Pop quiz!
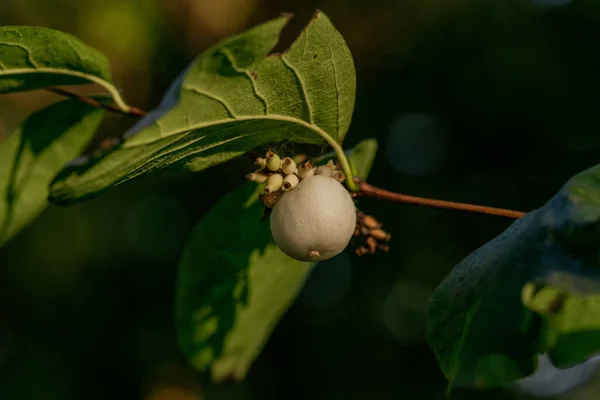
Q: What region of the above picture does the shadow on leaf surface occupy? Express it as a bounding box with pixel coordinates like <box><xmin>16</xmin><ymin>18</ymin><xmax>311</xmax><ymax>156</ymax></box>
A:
<box><xmin>428</xmin><ymin>163</ymin><xmax>600</xmax><ymax>389</ymax></box>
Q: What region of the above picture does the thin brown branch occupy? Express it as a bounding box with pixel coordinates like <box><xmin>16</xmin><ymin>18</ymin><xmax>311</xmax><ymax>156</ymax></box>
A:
<box><xmin>45</xmin><ymin>87</ymin><xmax>147</xmax><ymax>118</ymax></box>
<box><xmin>356</xmin><ymin>179</ymin><xmax>526</xmax><ymax>219</ymax></box>
<box><xmin>42</xmin><ymin>88</ymin><xmax>527</xmax><ymax>220</ymax></box>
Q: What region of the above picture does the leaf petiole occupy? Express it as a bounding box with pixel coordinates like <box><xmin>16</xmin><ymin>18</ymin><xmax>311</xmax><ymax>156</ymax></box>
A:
<box><xmin>294</xmin><ymin>120</ymin><xmax>358</xmax><ymax>191</ymax></box>
<box><xmin>329</xmin><ymin>140</ymin><xmax>359</xmax><ymax>191</ymax></box>
<box><xmin>46</xmin><ymin>87</ymin><xmax>146</xmax><ymax>118</ymax></box>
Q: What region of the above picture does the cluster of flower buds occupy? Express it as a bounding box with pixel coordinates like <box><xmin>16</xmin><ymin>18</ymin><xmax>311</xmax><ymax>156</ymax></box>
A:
<box><xmin>246</xmin><ymin>151</ymin><xmax>346</xmax><ymax>210</ymax></box>
<box><xmin>246</xmin><ymin>151</ymin><xmax>304</xmax><ymax>193</ymax></box>
<box><xmin>353</xmin><ymin>211</ymin><xmax>391</xmax><ymax>256</ymax></box>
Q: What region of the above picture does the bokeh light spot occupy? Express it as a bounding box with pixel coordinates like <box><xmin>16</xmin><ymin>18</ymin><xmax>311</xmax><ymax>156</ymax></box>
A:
<box><xmin>382</xmin><ymin>281</ymin><xmax>429</xmax><ymax>344</ymax></box>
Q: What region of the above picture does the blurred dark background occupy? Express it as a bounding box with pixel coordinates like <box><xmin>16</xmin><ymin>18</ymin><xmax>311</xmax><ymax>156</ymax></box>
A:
<box><xmin>2</xmin><ymin>0</ymin><xmax>600</xmax><ymax>399</ymax></box>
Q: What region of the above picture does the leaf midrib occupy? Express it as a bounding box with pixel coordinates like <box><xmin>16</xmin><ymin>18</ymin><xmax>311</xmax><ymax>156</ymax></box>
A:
<box><xmin>0</xmin><ymin>68</ymin><xmax>128</xmax><ymax>111</ymax></box>
<box><xmin>0</xmin><ymin>67</ymin><xmax>106</xmax><ymax>84</ymax></box>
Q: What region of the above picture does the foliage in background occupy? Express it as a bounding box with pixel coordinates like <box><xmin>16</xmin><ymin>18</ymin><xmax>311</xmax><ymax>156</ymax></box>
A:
<box><xmin>48</xmin><ymin>12</ymin><xmax>356</xmax><ymax>205</ymax></box>
<box><xmin>3</xmin><ymin>1</ymin><xmax>600</xmax><ymax>399</ymax></box>
<box><xmin>0</xmin><ymin>9</ymin><xmax>368</xmax><ymax>386</ymax></box>
<box><xmin>429</xmin><ymin>163</ymin><xmax>600</xmax><ymax>390</ymax></box>
<box><xmin>0</xmin><ymin>101</ymin><xmax>103</xmax><ymax>246</ymax></box>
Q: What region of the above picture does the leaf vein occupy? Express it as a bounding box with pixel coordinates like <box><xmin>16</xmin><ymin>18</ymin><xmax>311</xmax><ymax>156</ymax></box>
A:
<box><xmin>122</xmin><ymin>122</ymin><xmax>292</xmax><ymax>181</ymax></box>
<box><xmin>280</xmin><ymin>55</ymin><xmax>314</xmax><ymax>124</ymax></box>
<box><xmin>329</xmin><ymin>47</ymin><xmax>341</xmax><ymax>139</ymax></box>
<box><xmin>183</xmin><ymin>85</ymin><xmax>237</xmax><ymax>118</ymax></box>
<box><xmin>123</xmin><ymin>114</ymin><xmax>329</xmax><ymax>149</ymax></box>
<box><xmin>0</xmin><ymin>42</ymin><xmax>39</xmax><ymax>68</ymax></box>
<box><xmin>220</xmin><ymin>48</ymin><xmax>268</xmax><ymax>115</ymax></box>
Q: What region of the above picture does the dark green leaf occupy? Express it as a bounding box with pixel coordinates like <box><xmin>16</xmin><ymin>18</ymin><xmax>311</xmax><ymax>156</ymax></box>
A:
<box><xmin>48</xmin><ymin>11</ymin><xmax>356</xmax><ymax>206</ymax></box>
<box><xmin>0</xmin><ymin>100</ymin><xmax>104</xmax><ymax>247</ymax></box>
<box><xmin>427</xmin><ymin>163</ymin><xmax>600</xmax><ymax>389</ymax></box>
<box><xmin>175</xmin><ymin>182</ymin><xmax>315</xmax><ymax>382</ymax></box>
<box><xmin>0</xmin><ymin>26</ymin><xmax>127</xmax><ymax>109</ymax></box>
<box><xmin>349</xmin><ymin>138</ymin><xmax>378</xmax><ymax>180</ymax></box>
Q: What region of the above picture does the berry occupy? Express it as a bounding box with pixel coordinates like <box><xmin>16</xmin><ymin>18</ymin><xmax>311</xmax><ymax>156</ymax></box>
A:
<box><xmin>269</xmin><ymin>175</ymin><xmax>356</xmax><ymax>261</ymax></box>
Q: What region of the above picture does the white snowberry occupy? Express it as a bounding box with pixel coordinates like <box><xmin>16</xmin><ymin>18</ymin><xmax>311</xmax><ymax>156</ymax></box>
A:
<box><xmin>269</xmin><ymin>174</ymin><xmax>356</xmax><ymax>261</ymax></box>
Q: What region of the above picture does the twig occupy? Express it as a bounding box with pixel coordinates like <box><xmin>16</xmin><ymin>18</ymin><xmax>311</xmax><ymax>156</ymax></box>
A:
<box><xmin>45</xmin><ymin>87</ymin><xmax>147</xmax><ymax>118</ymax></box>
<box><xmin>45</xmin><ymin>88</ymin><xmax>527</xmax><ymax>219</ymax></box>
<box><xmin>356</xmin><ymin>179</ymin><xmax>526</xmax><ymax>219</ymax></box>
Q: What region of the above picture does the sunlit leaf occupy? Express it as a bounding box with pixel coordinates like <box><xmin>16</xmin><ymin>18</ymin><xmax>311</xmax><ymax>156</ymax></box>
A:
<box><xmin>427</xmin><ymin>163</ymin><xmax>600</xmax><ymax>389</ymax></box>
<box><xmin>0</xmin><ymin>26</ymin><xmax>125</xmax><ymax>108</ymax></box>
<box><xmin>175</xmin><ymin>183</ymin><xmax>315</xmax><ymax>382</ymax></box>
<box><xmin>523</xmin><ymin>283</ymin><xmax>600</xmax><ymax>368</ymax></box>
<box><xmin>0</xmin><ymin>100</ymin><xmax>104</xmax><ymax>247</ymax></box>
<box><xmin>48</xmin><ymin>11</ymin><xmax>356</xmax><ymax>206</ymax></box>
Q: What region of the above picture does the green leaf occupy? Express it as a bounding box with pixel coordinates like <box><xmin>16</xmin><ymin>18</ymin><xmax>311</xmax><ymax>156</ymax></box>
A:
<box><xmin>48</xmin><ymin>10</ymin><xmax>356</xmax><ymax>206</ymax></box>
<box><xmin>348</xmin><ymin>138</ymin><xmax>378</xmax><ymax>180</ymax></box>
<box><xmin>523</xmin><ymin>283</ymin><xmax>600</xmax><ymax>368</ymax></box>
<box><xmin>0</xmin><ymin>100</ymin><xmax>104</xmax><ymax>247</ymax></box>
<box><xmin>427</xmin><ymin>163</ymin><xmax>600</xmax><ymax>389</ymax></box>
<box><xmin>175</xmin><ymin>182</ymin><xmax>315</xmax><ymax>382</ymax></box>
<box><xmin>0</xmin><ymin>26</ymin><xmax>127</xmax><ymax>110</ymax></box>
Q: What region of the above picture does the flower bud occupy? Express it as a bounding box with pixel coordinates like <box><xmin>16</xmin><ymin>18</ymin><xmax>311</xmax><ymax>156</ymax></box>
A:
<box><xmin>282</xmin><ymin>174</ymin><xmax>299</xmax><ymax>191</ymax></box>
<box><xmin>281</xmin><ymin>157</ymin><xmax>297</xmax><ymax>175</ymax></box>
<box><xmin>246</xmin><ymin>171</ymin><xmax>269</xmax><ymax>183</ymax></box>
<box><xmin>266</xmin><ymin>151</ymin><xmax>281</xmax><ymax>171</ymax></box>
<box><xmin>264</xmin><ymin>173</ymin><xmax>284</xmax><ymax>193</ymax></box>
<box><xmin>255</xmin><ymin>157</ymin><xmax>267</xmax><ymax>168</ymax></box>
<box><xmin>315</xmin><ymin>165</ymin><xmax>334</xmax><ymax>176</ymax></box>
<box><xmin>330</xmin><ymin>169</ymin><xmax>345</xmax><ymax>183</ymax></box>
<box><xmin>363</xmin><ymin>215</ymin><xmax>381</xmax><ymax>229</ymax></box>
<box><xmin>370</xmin><ymin>228</ymin><xmax>391</xmax><ymax>242</ymax></box>
<box><xmin>297</xmin><ymin>161</ymin><xmax>316</xmax><ymax>179</ymax></box>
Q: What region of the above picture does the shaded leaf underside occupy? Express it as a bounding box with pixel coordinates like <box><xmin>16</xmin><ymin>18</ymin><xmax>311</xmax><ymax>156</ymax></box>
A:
<box><xmin>49</xmin><ymin>11</ymin><xmax>356</xmax><ymax>205</ymax></box>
